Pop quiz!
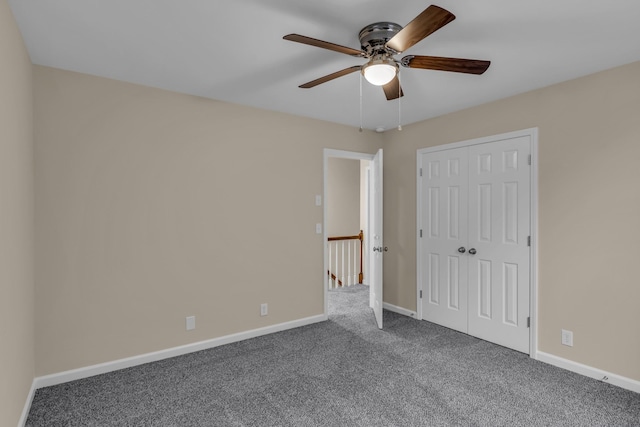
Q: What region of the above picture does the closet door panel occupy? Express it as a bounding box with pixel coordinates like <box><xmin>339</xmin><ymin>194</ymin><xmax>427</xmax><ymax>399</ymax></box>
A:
<box><xmin>467</xmin><ymin>137</ymin><xmax>531</xmax><ymax>353</ymax></box>
<box><xmin>421</xmin><ymin>148</ymin><xmax>469</xmax><ymax>333</ymax></box>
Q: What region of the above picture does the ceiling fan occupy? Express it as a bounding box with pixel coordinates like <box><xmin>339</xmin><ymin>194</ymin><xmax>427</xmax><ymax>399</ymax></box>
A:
<box><xmin>283</xmin><ymin>4</ymin><xmax>490</xmax><ymax>100</ymax></box>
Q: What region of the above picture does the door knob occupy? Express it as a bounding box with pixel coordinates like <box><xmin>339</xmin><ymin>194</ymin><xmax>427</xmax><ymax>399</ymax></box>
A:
<box><xmin>384</xmin><ymin>247</ymin><xmax>388</xmax><ymax>252</ymax></box>
<box><xmin>458</xmin><ymin>247</ymin><xmax>466</xmax><ymax>253</ymax></box>
<box><xmin>468</xmin><ymin>248</ymin><xmax>477</xmax><ymax>255</ymax></box>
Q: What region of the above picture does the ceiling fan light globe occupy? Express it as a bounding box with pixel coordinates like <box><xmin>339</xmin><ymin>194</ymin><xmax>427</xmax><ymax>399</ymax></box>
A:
<box><xmin>363</xmin><ymin>63</ymin><xmax>397</xmax><ymax>86</ymax></box>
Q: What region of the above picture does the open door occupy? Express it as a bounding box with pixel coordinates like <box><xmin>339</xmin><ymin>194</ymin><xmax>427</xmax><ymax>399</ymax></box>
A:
<box><xmin>369</xmin><ymin>149</ymin><xmax>383</xmax><ymax>329</ymax></box>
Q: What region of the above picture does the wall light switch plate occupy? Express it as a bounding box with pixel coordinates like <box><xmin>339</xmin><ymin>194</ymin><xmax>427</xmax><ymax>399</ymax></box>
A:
<box><xmin>315</xmin><ymin>195</ymin><xmax>322</xmax><ymax>206</ymax></box>
<box><xmin>315</xmin><ymin>223</ymin><xmax>322</xmax><ymax>234</ymax></box>
<box><xmin>260</xmin><ymin>303</ymin><xmax>268</xmax><ymax>316</ymax></box>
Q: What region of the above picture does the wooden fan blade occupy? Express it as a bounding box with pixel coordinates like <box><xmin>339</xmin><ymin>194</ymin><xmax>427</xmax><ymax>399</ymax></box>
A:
<box><xmin>299</xmin><ymin>66</ymin><xmax>362</xmax><ymax>89</ymax></box>
<box><xmin>382</xmin><ymin>76</ymin><xmax>404</xmax><ymax>100</ymax></box>
<box><xmin>386</xmin><ymin>5</ymin><xmax>455</xmax><ymax>53</ymax></box>
<box><xmin>403</xmin><ymin>55</ymin><xmax>490</xmax><ymax>75</ymax></box>
<box><xmin>284</xmin><ymin>34</ymin><xmax>365</xmax><ymax>57</ymax></box>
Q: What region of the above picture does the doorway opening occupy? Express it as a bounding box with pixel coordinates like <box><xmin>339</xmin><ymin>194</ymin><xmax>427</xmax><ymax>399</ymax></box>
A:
<box><xmin>323</xmin><ymin>149</ymin><xmax>382</xmax><ymax>328</ymax></box>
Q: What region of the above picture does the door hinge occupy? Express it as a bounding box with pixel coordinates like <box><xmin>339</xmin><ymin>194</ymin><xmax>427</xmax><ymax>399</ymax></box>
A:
<box><xmin>527</xmin><ymin>317</ymin><xmax>530</xmax><ymax>328</ymax></box>
<box><xmin>420</xmin><ymin>290</ymin><xmax>423</xmax><ymax>299</ymax></box>
<box><xmin>419</xmin><ymin>167</ymin><xmax>423</xmax><ymax>177</ymax></box>
<box><xmin>528</xmin><ymin>154</ymin><xmax>532</xmax><ymax>165</ymax></box>
<box><xmin>419</xmin><ymin>229</ymin><xmax>423</xmax><ymax>238</ymax></box>
<box><xmin>527</xmin><ymin>236</ymin><xmax>531</xmax><ymax>246</ymax></box>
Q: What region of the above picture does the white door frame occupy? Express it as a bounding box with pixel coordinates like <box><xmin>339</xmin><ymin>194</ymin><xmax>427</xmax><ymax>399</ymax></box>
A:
<box><xmin>416</xmin><ymin>128</ymin><xmax>539</xmax><ymax>356</ymax></box>
<box><xmin>323</xmin><ymin>149</ymin><xmax>375</xmax><ymax>318</ymax></box>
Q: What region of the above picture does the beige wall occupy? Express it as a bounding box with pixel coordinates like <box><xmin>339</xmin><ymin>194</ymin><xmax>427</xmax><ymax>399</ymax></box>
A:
<box><xmin>0</xmin><ymin>0</ymin><xmax>35</xmax><ymax>425</ymax></box>
<box><xmin>382</xmin><ymin>61</ymin><xmax>640</xmax><ymax>381</ymax></box>
<box><xmin>34</xmin><ymin>66</ymin><xmax>382</xmax><ymax>375</ymax></box>
<box><xmin>327</xmin><ymin>158</ymin><xmax>360</xmax><ymax>236</ymax></box>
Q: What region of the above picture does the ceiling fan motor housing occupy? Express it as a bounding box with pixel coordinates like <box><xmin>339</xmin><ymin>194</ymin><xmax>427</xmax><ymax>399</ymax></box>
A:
<box><xmin>359</xmin><ymin>22</ymin><xmax>403</xmax><ymax>56</ymax></box>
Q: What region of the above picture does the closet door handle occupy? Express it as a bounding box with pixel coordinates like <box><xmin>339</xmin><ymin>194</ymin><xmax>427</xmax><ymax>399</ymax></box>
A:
<box><xmin>458</xmin><ymin>247</ymin><xmax>466</xmax><ymax>253</ymax></box>
<box><xmin>468</xmin><ymin>248</ymin><xmax>477</xmax><ymax>255</ymax></box>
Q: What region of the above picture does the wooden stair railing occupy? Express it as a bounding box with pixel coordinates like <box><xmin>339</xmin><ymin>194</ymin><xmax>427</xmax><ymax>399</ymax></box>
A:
<box><xmin>328</xmin><ymin>230</ymin><xmax>363</xmax><ymax>288</ymax></box>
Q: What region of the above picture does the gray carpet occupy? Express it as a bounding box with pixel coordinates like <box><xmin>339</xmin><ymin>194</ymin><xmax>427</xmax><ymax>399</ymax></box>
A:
<box><xmin>27</xmin><ymin>285</ymin><xmax>640</xmax><ymax>426</ymax></box>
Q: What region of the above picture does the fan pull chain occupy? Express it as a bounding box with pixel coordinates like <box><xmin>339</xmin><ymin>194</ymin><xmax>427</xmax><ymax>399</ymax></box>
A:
<box><xmin>359</xmin><ymin>72</ymin><xmax>363</xmax><ymax>132</ymax></box>
<box><xmin>397</xmin><ymin>71</ymin><xmax>402</xmax><ymax>131</ymax></box>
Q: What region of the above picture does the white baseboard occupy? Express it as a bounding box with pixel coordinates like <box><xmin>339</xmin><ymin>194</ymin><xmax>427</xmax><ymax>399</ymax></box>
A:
<box><xmin>536</xmin><ymin>351</ymin><xmax>640</xmax><ymax>394</ymax></box>
<box><xmin>19</xmin><ymin>379</ymin><xmax>37</xmax><ymax>427</ymax></box>
<box><xmin>383</xmin><ymin>302</ymin><xmax>417</xmax><ymax>319</ymax></box>
<box><xmin>33</xmin><ymin>314</ymin><xmax>326</xmax><ymax>390</ymax></box>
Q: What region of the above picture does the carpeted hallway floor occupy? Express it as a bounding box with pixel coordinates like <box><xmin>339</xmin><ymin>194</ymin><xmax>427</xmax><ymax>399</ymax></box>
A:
<box><xmin>26</xmin><ymin>285</ymin><xmax>640</xmax><ymax>426</ymax></box>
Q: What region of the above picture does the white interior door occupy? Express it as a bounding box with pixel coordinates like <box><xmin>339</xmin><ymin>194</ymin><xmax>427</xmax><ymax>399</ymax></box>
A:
<box><xmin>467</xmin><ymin>137</ymin><xmax>531</xmax><ymax>353</ymax></box>
<box><xmin>421</xmin><ymin>147</ymin><xmax>469</xmax><ymax>333</ymax></box>
<box><xmin>370</xmin><ymin>149</ymin><xmax>383</xmax><ymax>329</ymax></box>
<box><xmin>419</xmin><ymin>135</ymin><xmax>531</xmax><ymax>353</ymax></box>
<box><xmin>366</xmin><ymin>166</ymin><xmax>374</xmax><ymax>309</ymax></box>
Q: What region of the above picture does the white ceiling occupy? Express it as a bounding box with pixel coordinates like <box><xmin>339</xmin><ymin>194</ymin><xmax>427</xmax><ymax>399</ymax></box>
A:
<box><xmin>9</xmin><ymin>0</ymin><xmax>640</xmax><ymax>131</ymax></box>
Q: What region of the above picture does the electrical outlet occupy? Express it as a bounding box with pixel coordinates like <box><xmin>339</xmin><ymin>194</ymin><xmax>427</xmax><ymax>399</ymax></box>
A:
<box><xmin>260</xmin><ymin>303</ymin><xmax>268</xmax><ymax>316</ymax></box>
<box><xmin>561</xmin><ymin>329</ymin><xmax>573</xmax><ymax>347</ymax></box>
<box><xmin>315</xmin><ymin>195</ymin><xmax>322</xmax><ymax>206</ymax></box>
<box><xmin>315</xmin><ymin>223</ymin><xmax>322</xmax><ymax>234</ymax></box>
<box><xmin>186</xmin><ymin>316</ymin><xmax>196</xmax><ymax>331</ymax></box>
